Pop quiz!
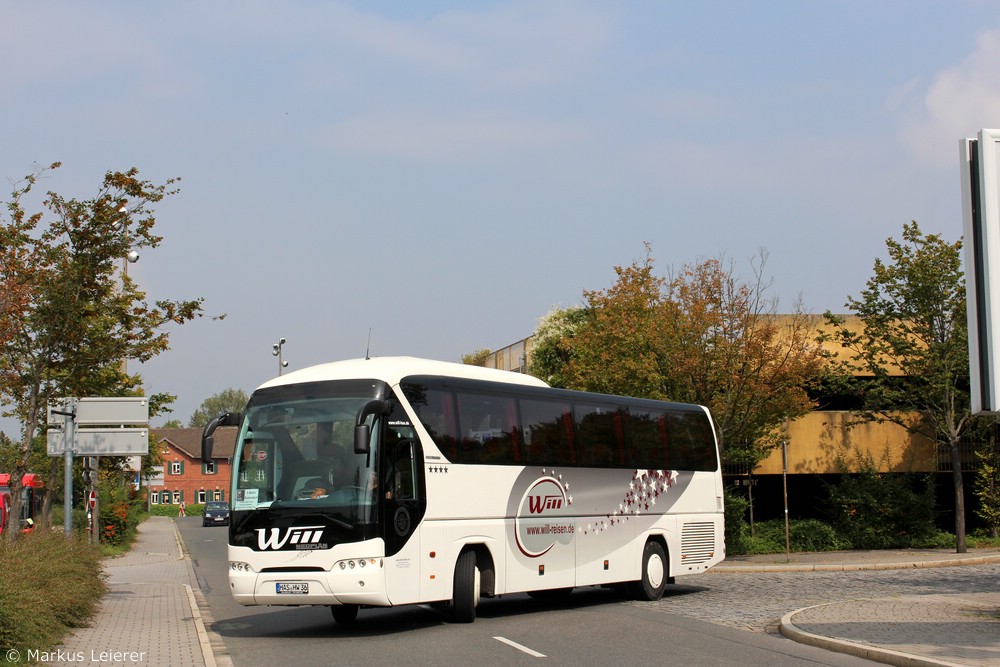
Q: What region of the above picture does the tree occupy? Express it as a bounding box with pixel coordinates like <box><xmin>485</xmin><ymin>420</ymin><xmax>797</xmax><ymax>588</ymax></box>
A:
<box><xmin>563</xmin><ymin>250</ymin><xmax>671</xmax><ymax>399</ymax></box>
<box><xmin>563</xmin><ymin>247</ymin><xmax>825</xmax><ymax>469</ymax></box>
<box><xmin>664</xmin><ymin>253</ymin><xmax>826</xmax><ymax>467</ymax></box>
<box><xmin>188</xmin><ymin>388</ymin><xmax>249</xmax><ymax>427</ymax></box>
<box><xmin>461</xmin><ymin>349</ymin><xmax>492</xmax><ymax>367</ymax></box>
<box><xmin>0</xmin><ymin>163</ymin><xmax>209</xmax><ymax>541</ymax></box>
<box><xmin>527</xmin><ymin>306</ymin><xmax>588</xmax><ymax>388</ymax></box>
<box><xmin>824</xmin><ymin>221</ymin><xmax>971</xmax><ymax>552</ymax></box>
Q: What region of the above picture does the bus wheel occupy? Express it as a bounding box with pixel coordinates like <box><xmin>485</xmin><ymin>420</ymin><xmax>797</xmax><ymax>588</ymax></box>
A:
<box><xmin>331</xmin><ymin>604</ymin><xmax>359</xmax><ymax>624</ymax></box>
<box><xmin>631</xmin><ymin>541</ymin><xmax>667</xmax><ymax>601</ymax></box>
<box><xmin>452</xmin><ymin>550</ymin><xmax>480</xmax><ymax>623</ymax></box>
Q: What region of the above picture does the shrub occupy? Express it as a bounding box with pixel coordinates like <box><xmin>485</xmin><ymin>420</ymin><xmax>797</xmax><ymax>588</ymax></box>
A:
<box><xmin>825</xmin><ymin>451</ymin><xmax>939</xmax><ymax>549</ymax></box>
<box><xmin>0</xmin><ymin>530</ymin><xmax>105</xmax><ymax>657</ymax></box>
<box><xmin>724</xmin><ymin>485</ymin><xmax>751</xmax><ymax>555</ymax></box>
<box><xmin>752</xmin><ymin>519</ymin><xmax>848</xmax><ymax>552</ymax></box>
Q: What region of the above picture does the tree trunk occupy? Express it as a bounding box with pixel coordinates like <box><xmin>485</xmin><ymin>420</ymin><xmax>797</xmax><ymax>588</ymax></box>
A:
<box><xmin>42</xmin><ymin>457</ymin><xmax>63</xmax><ymax>529</ymax></box>
<box><xmin>949</xmin><ymin>440</ymin><xmax>967</xmax><ymax>553</ymax></box>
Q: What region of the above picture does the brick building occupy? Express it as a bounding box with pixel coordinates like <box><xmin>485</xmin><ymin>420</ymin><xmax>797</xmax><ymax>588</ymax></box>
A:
<box><xmin>148</xmin><ymin>427</ymin><xmax>237</xmax><ymax>508</ymax></box>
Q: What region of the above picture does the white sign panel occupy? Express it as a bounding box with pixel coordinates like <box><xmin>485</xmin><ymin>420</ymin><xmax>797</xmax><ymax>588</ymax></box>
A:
<box><xmin>48</xmin><ymin>428</ymin><xmax>150</xmax><ymax>456</ymax></box>
<box><xmin>47</xmin><ymin>429</ymin><xmax>68</xmax><ymax>456</ymax></box>
<box><xmin>74</xmin><ymin>428</ymin><xmax>150</xmax><ymax>455</ymax></box>
<box><xmin>961</xmin><ymin>129</ymin><xmax>1000</xmax><ymax>414</ymax></box>
<box><xmin>75</xmin><ymin>397</ymin><xmax>149</xmax><ymax>425</ymax></box>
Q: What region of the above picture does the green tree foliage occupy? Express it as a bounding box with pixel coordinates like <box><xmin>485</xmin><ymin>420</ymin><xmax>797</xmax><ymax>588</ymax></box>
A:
<box><xmin>188</xmin><ymin>388</ymin><xmax>249</xmax><ymax>427</ymax></box>
<box><xmin>823</xmin><ymin>221</ymin><xmax>972</xmax><ymax>551</ymax></box>
<box><xmin>527</xmin><ymin>306</ymin><xmax>588</xmax><ymax>388</ymax></box>
<box><xmin>461</xmin><ymin>349</ymin><xmax>493</xmax><ymax>367</ymax></box>
<box><xmin>0</xmin><ymin>163</ymin><xmax>210</xmax><ymax>541</ymax></box>
<box><xmin>562</xmin><ymin>246</ymin><xmax>826</xmax><ymax>471</ymax></box>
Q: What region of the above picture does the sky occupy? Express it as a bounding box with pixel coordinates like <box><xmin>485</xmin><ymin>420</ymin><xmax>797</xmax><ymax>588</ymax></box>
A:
<box><xmin>3</xmin><ymin>1</ymin><xmax>1000</xmax><ymax>433</ymax></box>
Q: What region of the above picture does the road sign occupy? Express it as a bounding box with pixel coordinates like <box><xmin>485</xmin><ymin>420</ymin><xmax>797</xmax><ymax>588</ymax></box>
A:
<box><xmin>75</xmin><ymin>397</ymin><xmax>148</xmax><ymax>425</ymax></box>
<box><xmin>47</xmin><ymin>430</ymin><xmax>66</xmax><ymax>456</ymax></box>
<box><xmin>88</xmin><ymin>491</ymin><xmax>97</xmax><ymax>510</ymax></box>
<box><xmin>47</xmin><ymin>428</ymin><xmax>150</xmax><ymax>456</ymax></box>
<box><xmin>75</xmin><ymin>428</ymin><xmax>149</xmax><ymax>455</ymax></box>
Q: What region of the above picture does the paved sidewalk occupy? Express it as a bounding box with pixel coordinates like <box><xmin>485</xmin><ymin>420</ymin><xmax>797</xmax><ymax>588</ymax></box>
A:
<box><xmin>718</xmin><ymin>549</ymin><xmax>1000</xmax><ymax>667</ymax></box>
<box><xmin>42</xmin><ymin>516</ymin><xmax>215</xmax><ymax>667</ymax></box>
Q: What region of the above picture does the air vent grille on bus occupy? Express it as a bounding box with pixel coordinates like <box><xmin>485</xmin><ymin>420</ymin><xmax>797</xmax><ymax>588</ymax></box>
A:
<box><xmin>680</xmin><ymin>522</ymin><xmax>716</xmax><ymax>564</ymax></box>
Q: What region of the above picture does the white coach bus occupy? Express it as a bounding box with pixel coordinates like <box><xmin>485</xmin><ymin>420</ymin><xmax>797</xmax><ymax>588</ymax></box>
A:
<box><xmin>202</xmin><ymin>357</ymin><xmax>725</xmax><ymax>624</ymax></box>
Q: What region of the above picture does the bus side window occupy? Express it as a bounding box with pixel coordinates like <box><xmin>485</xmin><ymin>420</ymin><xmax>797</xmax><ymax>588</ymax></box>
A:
<box><xmin>520</xmin><ymin>398</ymin><xmax>572</xmax><ymax>466</ymax></box>
<box><xmin>457</xmin><ymin>392</ymin><xmax>517</xmax><ymax>464</ymax></box>
<box><xmin>410</xmin><ymin>387</ymin><xmax>461</xmax><ymax>462</ymax></box>
<box><xmin>668</xmin><ymin>411</ymin><xmax>717</xmax><ymax>471</ymax></box>
<box><xmin>392</xmin><ymin>442</ymin><xmax>417</xmax><ymax>500</ymax></box>
<box><xmin>625</xmin><ymin>408</ymin><xmax>668</xmax><ymax>470</ymax></box>
<box><xmin>575</xmin><ymin>403</ymin><xmax>622</xmax><ymax>467</ymax></box>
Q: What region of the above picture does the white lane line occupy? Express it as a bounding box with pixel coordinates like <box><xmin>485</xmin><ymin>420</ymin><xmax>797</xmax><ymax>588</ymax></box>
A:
<box><xmin>493</xmin><ymin>636</ymin><xmax>547</xmax><ymax>658</ymax></box>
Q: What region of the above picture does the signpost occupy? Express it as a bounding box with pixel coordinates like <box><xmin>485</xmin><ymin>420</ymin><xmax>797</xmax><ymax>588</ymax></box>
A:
<box><xmin>47</xmin><ymin>397</ymin><xmax>149</xmax><ymax>538</ymax></box>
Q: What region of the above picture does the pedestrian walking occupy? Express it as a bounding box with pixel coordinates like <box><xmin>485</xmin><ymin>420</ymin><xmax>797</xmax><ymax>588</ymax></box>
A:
<box><xmin>178</xmin><ymin>500</ymin><xmax>186</xmax><ymax>517</ymax></box>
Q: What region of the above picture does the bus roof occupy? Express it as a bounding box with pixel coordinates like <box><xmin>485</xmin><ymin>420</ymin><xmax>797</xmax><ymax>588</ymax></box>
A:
<box><xmin>256</xmin><ymin>356</ymin><xmax>550</xmax><ymax>392</ymax></box>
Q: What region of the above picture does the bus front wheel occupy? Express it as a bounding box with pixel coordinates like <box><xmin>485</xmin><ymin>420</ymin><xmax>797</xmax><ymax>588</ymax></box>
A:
<box><xmin>630</xmin><ymin>540</ymin><xmax>667</xmax><ymax>601</ymax></box>
<box><xmin>452</xmin><ymin>550</ymin><xmax>480</xmax><ymax>623</ymax></box>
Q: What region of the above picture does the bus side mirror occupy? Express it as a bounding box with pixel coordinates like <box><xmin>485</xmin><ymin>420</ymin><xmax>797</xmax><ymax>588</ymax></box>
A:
<box><xmin>355</xmin><ymin>424</ymin><xmax>370</xmax><ymax>455</ymax></box>
<box><xmin>202</xmin><ymin>411</ymin><xmax>243</xmax><ymax>461</ymax></box>
<box><xmin>354</xmin><ymin>399</ymin><xmax>389</xmax><ymax>455</ymax></box>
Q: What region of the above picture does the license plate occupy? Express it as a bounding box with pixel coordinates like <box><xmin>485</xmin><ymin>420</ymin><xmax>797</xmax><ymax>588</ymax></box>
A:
<box><xmin>276</xmin><ymin>582</ymin><xmax>309</xmax><ymax>594</ymax></box>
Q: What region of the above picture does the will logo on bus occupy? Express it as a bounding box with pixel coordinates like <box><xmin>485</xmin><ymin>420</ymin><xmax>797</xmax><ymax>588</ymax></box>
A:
<box><xmin>513</xmin><ymin>468</ymin><xmax>679</xmax><ymax>558</ymax></box>
<box><xmin>255</xmin><ymin>525</ymin><xmax>327</xmax><ymax>550</ymax></box>
<box><xmin>514</xmin><ymin>472</ymin><xmax>574</xmax><ymax>558</ymax></box>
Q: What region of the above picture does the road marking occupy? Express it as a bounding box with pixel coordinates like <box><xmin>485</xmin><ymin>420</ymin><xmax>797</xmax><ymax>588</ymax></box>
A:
<box><xmin>494</xmin><ymin>636</ymin><xmax>546</xmax><ymax>658</ymax></box>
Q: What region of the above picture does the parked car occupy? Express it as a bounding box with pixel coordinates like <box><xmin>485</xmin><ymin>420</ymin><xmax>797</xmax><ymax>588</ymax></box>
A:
<box><xmin>202</xmin><ymin>501</ymin><xmax>230</xmax><ymax>526</ymax></box>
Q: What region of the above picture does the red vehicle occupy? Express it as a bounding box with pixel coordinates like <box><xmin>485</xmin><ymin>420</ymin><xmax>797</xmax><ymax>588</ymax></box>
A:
<box><xmin>0</xmin><ymin>473</ymin><xmax>43</xmax><ymax>533</ymax></box>
<box><xmin>0</xmin><ymin>486</ymin><xmax>10</xmax><ymax>535</ymax></box>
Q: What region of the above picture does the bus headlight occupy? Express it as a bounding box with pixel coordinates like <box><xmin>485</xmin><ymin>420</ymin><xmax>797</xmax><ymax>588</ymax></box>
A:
<box><xmin>335</xmin><ymin>558</ymin><xmax>381</xmax><ymax>571</ymax></box>
<box><xmin>230</xmin><ymin>561</ymin><xmax>252</xmax><ymax>573</ymax></box>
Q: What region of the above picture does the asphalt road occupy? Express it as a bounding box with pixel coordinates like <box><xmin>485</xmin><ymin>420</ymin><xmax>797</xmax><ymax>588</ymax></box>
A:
<box><xmin>179</xmin><ymin>519</ymin><xmax>891</xmax><ymax>666</ymax></box>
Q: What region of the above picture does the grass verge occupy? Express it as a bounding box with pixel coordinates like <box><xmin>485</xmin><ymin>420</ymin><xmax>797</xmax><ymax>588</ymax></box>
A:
<box><xmin>0</xmin><ymin>530</ymin><xmax>106</xmax><ymax>664</ymax></box>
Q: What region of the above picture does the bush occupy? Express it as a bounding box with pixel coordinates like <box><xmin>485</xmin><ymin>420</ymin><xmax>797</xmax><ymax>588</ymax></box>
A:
<box><xmin>0</xmin><ymin>530</ymin><xmax>105</xmax><ymax>658</ymax></box>
<box><xmin>753</xmin><ymin>519</ymin><xmax>849</xmax><ymax>552</ymax></box>
<box><xmin>724</xmin><ymin>485</ymin><xmax>751</xmax><ymax>555</ymax></box>
<box><xmin>825</xmin><ymin>452</ymin><xmax>939</xmax><ymax>549</ymax></box>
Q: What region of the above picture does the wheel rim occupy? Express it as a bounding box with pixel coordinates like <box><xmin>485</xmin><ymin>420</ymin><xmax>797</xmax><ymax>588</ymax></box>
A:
<box><xmin>647</xmin><ymin>552</ymin><xmax>664</xmax><ymax>589</ymax></box>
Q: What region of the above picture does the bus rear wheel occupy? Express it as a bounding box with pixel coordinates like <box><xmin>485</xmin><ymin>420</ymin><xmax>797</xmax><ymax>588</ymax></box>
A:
<box><xmin>452</xmin><ymin>550</ymin><xmax>480</xmax><ymax>623</ymax></box>
<box><xmin>630</xmin><ymin>540</ymin><xmax>667</xmax><ymax>601</ymax></box>
<box><xmin>331</xmin><ymin>604</ymin><xmax>359</xmax><ymax>624</ymax></box>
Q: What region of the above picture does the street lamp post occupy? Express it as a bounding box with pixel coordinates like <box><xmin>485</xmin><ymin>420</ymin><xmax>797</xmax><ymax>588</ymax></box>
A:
<box><xmin>272</xmin><ymin>337</ymin><xmax>288</xmax><ymax>375</ymax></box>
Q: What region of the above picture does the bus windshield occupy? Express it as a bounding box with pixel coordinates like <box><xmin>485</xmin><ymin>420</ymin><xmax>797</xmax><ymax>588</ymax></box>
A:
<box><xmin>231</xmin><ymin>380</ymin><xmax>384</xmax><ymax>528</ymax></box>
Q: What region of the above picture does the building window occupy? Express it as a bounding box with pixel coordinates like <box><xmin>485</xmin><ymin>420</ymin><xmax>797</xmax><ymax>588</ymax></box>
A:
<box><xmin>170</xmin><ymin>461</ymin><xmax>183</xmax><ymax>475</ymax></box>
<box><xmin>204</xmin><ymin>461</ymin><xmax>216</xmax><ymax>474</ymax></box>
<box><xmin>172</xmin><ymin>491</ymin><xmax>182</xmax><ymax>504</ymax></box>
<box><xmin>161</xmin><ymin>491</ymin><xmax>171</xmax><ymax>504</ymax></box>
<box><xmin>197</xmin><ymin>490</ymin><xmax>206</xmax><ymax>503</ymax></box>
<box><xmin>150</xmin><ymin>493</ymin><xmax>159</xmax><ymax>505</ymax></box>
<box><xmin>213</xmin><ymin>490</ymin><xmax>223</xmax><ymax>501</ymax></box>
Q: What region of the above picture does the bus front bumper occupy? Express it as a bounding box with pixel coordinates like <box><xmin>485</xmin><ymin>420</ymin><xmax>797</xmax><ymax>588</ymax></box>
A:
<box><xmin>230</xmin><ymin>560</ymin><xmax>390</xmax><ymax>607</ymax></box>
